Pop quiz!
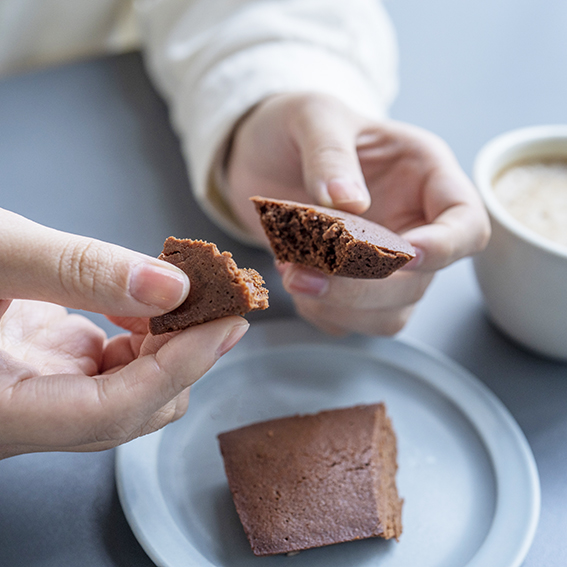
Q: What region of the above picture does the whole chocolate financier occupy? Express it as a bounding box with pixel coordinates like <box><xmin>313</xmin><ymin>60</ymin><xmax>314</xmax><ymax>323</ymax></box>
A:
<box><xmin>251</xmin><ymin>197</ymin><xmax>415</xmax><ymax>279</ymax></box>
<box><xmin>218</xmin><ymin>403</ymin><xmax>403</xmax><ymax>557</ymax></box>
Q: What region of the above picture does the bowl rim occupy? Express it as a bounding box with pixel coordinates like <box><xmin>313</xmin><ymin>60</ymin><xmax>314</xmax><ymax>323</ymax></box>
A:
<box><xmin>474</xmin><ymin>124</ymin><xmax>567</xmax><ymax>260</ymax></box>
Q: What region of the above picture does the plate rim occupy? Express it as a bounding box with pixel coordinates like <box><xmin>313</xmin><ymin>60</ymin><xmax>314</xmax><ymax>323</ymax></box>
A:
<box><xmin>115</xmin><ymin>318</ymin><xmax>540</xmax><ymax>567</ymax></box>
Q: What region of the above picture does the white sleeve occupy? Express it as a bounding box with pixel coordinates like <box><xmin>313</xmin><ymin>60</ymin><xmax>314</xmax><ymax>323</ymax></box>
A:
<box><xmin>134</xmin><ymin>0</ymin><xmax>399</xmax><ymax>242</ymax></box>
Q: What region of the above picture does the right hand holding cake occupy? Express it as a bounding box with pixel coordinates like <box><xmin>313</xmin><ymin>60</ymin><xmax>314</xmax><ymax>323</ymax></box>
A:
<box><xmin>227</xmin><ymin>93</ymin><xmax>491</xmax><ymax>335</ymax></box>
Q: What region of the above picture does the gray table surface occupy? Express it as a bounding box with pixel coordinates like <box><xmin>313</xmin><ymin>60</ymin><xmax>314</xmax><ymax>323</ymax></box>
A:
<box><xmin>1</xmin><ymin>1</ymin><xmax>566</xmax><ymax>565</ymax></box>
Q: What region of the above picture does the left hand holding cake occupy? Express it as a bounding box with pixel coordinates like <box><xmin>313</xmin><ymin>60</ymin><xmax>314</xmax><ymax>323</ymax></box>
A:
<box><xmin>227</xmin><ymin>93</ymin><xmax>491</xmax><ymax>335</ymax></box>
<box><xmin>0</xmin><ymin>208</ymin><xmax>249</xmax><ymax>459</ymax></box>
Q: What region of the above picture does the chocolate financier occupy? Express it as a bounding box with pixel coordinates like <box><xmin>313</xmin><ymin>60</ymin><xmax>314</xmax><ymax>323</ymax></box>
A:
<box><xmin>218</xmin><ymin>403</ymin><xmax>403</xmax><ymax>556</ymax></box>
<box><xmin>149</xmin><ymin>237</ymin><xmax>268</xmax><ymax>335</ymax></box>
<box><xmin>251</xmin><ymin>197</ymin><xmax>415</xmax><ymax>278</ymax></box>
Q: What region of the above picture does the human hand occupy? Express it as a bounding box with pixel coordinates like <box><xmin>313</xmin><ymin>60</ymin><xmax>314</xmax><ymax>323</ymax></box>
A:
<box><xmin>226</xmin><ymin>93</ymin><xmax>490</xmax><ymax>334</ymax></box>
<box><xmin>0</xmin><ymin>207</ymin><xmax>190</xmax><ymax>317</ymax></box>
<box><xmin>0</xmin><ymin>209</ymin><xmax>249</xmax><ymax>458</ymax></box>
<box><xmin>0</xmin><ymin>300</ymin><xmax>248</xmax><ymax>459</ymax></box>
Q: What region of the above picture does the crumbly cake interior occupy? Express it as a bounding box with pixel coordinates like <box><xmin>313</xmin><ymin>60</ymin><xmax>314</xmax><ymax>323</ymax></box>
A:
<box><xmin>252</xmin><ymin>198</ymin><xmax>411</xmax><ymax>278</ymax></box>
<box><xmin>255</xmin><ymin>200</ymin><xmax>346</xmax><ymax>271</ymax></box>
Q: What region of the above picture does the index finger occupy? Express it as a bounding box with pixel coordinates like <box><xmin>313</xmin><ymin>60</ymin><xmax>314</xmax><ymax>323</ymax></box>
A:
<box><xmin>0</xmin><ymin>208</ymin><xmax>189</xmax><ymax>317</ymax></box>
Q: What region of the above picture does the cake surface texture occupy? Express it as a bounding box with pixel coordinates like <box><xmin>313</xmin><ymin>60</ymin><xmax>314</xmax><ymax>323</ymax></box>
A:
<box><xmin>218</xmin><ymin>403</ymin><xmax>403</xmax><ymax>556</ymax></box>
<box><xmin>251</xmin><ymin>196</ymin><xmax>415</xmax><ymax>278</ymax></box>
<box><xmin>149</xmin><ymin>237</ymin><xmax>268</xmax><ymax>335</ymax></box>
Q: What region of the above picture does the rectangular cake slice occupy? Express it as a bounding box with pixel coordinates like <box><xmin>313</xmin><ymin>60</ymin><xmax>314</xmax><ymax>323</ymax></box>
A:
<box><xmin>218</xmin><ymin>403</ymin><xmax>403</xmax><ymax>556</ymax></box>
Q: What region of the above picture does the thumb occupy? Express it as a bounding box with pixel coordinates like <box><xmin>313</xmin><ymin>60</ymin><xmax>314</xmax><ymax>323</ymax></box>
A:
<box><xmin>0</xmin><ymin>317</ymin><xmax>249</xmax><ymax>449</ymax></box>
<box><xmin>0</xmin><ymin>209</ymin><xmax>189</xmax><ymax>317</ymax></box>
<box><xmin>96</xmin><ymin>317</ymin><xmax>250</xmax><ymax>439</ymax></box>
<box><xmin>290</xmin><ymin>96</ymin><xmax>371</xmax><ymax>214</ymax></box>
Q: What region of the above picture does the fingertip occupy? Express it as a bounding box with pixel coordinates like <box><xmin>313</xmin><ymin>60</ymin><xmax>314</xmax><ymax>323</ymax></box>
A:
<box><xmin>401</xmin><ymin>246</ymin><xmax>425</xmax><ymax>271</ymax></box>
<box><xmin>326</xmin><ymin>178</ymin><xmax>371</xmax><ymax>214</ymax></box>
<box><xmin>129</xmin><ymin>261</ymin><xmax>190</xmax><ymax>313</ymax></box>
<box><xmin>274</xmin><ymin>260</ymin><xmax>292</xmax><ymax>276</ymax></box>
<box><xmin>216</xmin><ymin>318</ymin><xmax>250</xmax><ymax>358</ymax></box>
<box><xmin>402</xmin><ymin>223</ymin><xmax>458</xmax><ymax>272</ymax></box>
<box><xmin>282</xmin><ymin>265</ymin><xmax>329</xmax><ymax>297</ymax></box>
<box><xmin>312</xmin><ymin>180</ymin><xmax>334</xmax><ymax>208</ymax></box>
<box><xmin>310</xmin><ymin>177</ymin><xmax>371</xmax><ymax>214</ymax></box>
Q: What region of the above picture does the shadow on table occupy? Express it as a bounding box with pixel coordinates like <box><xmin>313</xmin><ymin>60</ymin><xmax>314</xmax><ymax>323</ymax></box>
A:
<box><xmin>445</xmin><ymin>306</ymin><xmax>567</xmax><ymax>437</ymax></box>
<box><xmin>103</xmin><ymin>478</ymin><xmax>157</xmax><ymax>567</ymax></box>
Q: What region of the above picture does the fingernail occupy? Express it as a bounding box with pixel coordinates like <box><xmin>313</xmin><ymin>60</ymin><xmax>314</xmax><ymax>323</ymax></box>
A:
<box><xmin>286</xmin><ymin>267</ymin><xmax>329</xmax><ymax>296</ymax></box>
<box><xmin>0</xmin><ymin>299</ymin><xmax>12</xmax><ymax>319</ymax></box>
<box><xmin>274</xmin><ymin>260</ymin><xmax>291</xmax><ymax>276</ymax></box>
<box><xmin>217</xmin><ymin>320</ymin><xmax>250</xmax><ymax>358</ymax></box>
<box><xmin>402</xmin><ymin>247</ymin><xmax>424</xmax><ymax>270</ymax></box>
<box><xmin>129</xmin><ymin>262</ymin><xmax>189</xmax><ymax>310</ymax></box>
<box><xmin>327</xmin><ymin>178</ymin><xmax>370</xmax><ymax>209</ymax></box>
<box><xmin>313</xmin><ymin>180</ymin><xmax>333</xmax><ymax>207</ymax></box>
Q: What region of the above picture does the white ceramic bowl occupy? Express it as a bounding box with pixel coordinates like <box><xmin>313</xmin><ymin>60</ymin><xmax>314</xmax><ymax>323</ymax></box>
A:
<box><xmin>473</xmin><ymin>125</ymin><xmax>567</xmax><ymax>361</ymax></box>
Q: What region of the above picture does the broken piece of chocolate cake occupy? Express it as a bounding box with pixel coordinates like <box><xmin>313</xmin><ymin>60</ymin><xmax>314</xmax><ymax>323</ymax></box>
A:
<box><xmin>218</xmin><ymin>403</ymin><xmax>403</xmax><ymax>556</ymax></box>
<box><xmin>251</xmin><ymin>197</ymin><xmax>415</xmax><ymax>278</ymax></box>
<box><xmin>149</xmin><ymin>237</ymin><xmax>269</xmax><ymax>335</ymax></box>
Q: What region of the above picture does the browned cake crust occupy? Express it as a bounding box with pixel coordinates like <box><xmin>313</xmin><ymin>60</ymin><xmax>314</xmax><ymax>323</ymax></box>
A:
<box><xmin>251</xmin><ymin>196</ymin><xmax>415</xmax><ymax>278</ymax></box>
<box><xmin>218</xmin><ymin>403</ymin><xmax>403</xmax><ymax>557</ymax></box>
<box><xmin>149</xmin><ymin>237</ymin><xmax>269</xmax><ymax>335</ymax></box>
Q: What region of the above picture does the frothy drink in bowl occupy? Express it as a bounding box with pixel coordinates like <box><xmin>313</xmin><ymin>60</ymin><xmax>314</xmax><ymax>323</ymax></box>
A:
<box><xmin>473</xmin><ymin>125</ymin><xmax>567</xmax><ymax>361</ymax></box>
<box><xmin>493</xmin><ymin>159</ymin><xmax>567</xmax><ymax>250</ymax></box>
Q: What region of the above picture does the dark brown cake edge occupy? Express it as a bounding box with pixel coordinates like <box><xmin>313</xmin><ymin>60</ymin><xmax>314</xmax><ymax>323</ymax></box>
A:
<box><xmin>372</xmin><ymin>405</ymin><xmax>403</xmax><ymax>541</ymax></box>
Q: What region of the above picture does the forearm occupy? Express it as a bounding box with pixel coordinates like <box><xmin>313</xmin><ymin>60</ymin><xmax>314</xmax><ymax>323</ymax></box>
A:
<box><xmin>134</xmin><ymin>0</ymin><xmax>399</xmax><ymax>239</ymax></box>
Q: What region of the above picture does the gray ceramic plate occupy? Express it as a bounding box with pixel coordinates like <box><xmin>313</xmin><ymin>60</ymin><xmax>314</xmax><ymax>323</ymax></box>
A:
<box><xmin>116</xmin><ymin>319</ymin><xmax>540</xmax><ymax>567</ymax></box>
